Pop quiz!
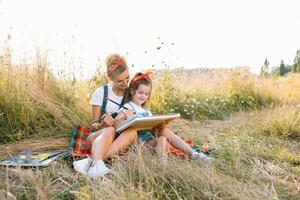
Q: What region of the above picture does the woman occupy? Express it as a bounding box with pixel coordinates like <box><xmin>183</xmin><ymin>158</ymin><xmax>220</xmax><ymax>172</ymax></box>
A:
<box><xmin>73</xmin><ymin>54</ymin><xmax>137</xmax><ymax>179</ymax></box>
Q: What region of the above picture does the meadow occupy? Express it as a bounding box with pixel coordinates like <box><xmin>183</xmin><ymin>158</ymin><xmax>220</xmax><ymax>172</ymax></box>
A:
<box><xmin>0</xmin><ymin>49</ymin><xmax>299</xmax><ymax>199</ymax></box>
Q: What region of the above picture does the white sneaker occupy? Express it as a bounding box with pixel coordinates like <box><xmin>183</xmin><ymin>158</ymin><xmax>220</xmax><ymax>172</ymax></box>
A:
<box><xmin>191</xmin><ymin>152</ymin><xmax>213</xmax><ymax>162</ymax></box>
<box><xmin>87</xmin><ymin>160</ymin><xmax>112</xmax><ymax>179</ymax></box>
<box><xmin>73</xmin><ymin>157</ymin><xmax>92</xmax><ymax>176</ymax></box>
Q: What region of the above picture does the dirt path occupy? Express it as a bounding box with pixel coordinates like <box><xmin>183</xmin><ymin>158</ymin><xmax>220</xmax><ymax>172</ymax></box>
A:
<box><xmin>170</xmin><ymin>111</ymin><xmax>256</xmax><ymax>139</ymax></box>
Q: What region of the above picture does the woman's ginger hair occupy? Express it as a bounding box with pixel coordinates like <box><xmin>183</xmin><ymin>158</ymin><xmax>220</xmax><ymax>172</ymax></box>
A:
<box><xmin>125</xmin><ymin>72</ymin><xmax>152</xmax><ymax>108</ymax></box>
<box><xmin>105</xmin><ymin>54</ymin><xmax>128</xmax><ymax>79</ymax></box>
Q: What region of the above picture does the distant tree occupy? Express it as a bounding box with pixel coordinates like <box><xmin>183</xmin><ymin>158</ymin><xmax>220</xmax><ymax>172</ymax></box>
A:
<box><xmin>279</xmin><ymin>60</ymin><xmax>287</xmax><ymax>76</ymax></box>
<box><xmin>264</xmin><ymin>58</ymin><xmax>269</xmax><ymax>71</ymax></box>
<box><xmin>260</xmin><ymin>58</ymin><xmax>269</xmax><ymax>77</ymax></box>
<box><xmin>293</xmin><ymin>49</ymin><xmax>300</xmax><ymax>73</ymax></box>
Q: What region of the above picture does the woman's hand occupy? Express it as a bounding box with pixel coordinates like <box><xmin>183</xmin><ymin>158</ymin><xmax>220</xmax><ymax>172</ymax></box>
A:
<box><xmin>101</xmin><ymin>113</ymin><xmax>114</xmax><ymax>127</ymax></box>
<box><xmin>91</xmin><ymin>122</ymin><xmax>102</xmax><ymax>131</ymax></box>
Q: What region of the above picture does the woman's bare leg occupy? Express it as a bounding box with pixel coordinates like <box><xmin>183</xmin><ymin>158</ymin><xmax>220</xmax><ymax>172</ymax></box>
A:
<box><xmin>88</xmin><ymin>127</ymin><xmax>137</xmax><ymax>163</ymax></box>
<box><xmin>90</xmin><ymin>127</ymin><xmax>116</xmax><ymax>164</ymax></box>
<box><xmin>157</xmin><ymin>128</ymin><xmax>194</xmax><ymax>156</ymax></box>
<box><xmin>104</xmin><ymin>127</ymin><xmax>137</xmax><ymax>159</ymax></box>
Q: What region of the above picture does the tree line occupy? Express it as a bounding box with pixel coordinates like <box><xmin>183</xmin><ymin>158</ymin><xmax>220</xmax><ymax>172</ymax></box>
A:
<box><xmin>260</xmin><ymin>49</ymin><xmax>300</xmax><ymax>77</ymax></box>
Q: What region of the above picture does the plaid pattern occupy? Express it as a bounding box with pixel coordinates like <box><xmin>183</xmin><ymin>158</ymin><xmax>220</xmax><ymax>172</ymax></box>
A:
<box><xmin>65</xmin><ymin>126</ymin><xmax>93</xmax><ymax>160</ymax></box>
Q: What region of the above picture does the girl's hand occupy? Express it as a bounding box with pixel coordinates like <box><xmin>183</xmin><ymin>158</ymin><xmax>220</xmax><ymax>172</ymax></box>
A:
<box><xmin>101</xmin><ymin>113</ymin><xmax>114</xmax><ymax>127</ymax></box>
<box><xmin>154</xmin><ymin>122</ymin><xmax>166</xmax><ymax>132</ymax></box>
<box><xmin>113</xmin><ymin>110</ymin><xmax>134</xmax><ymax>127</ymax></box>
<box><xmin>121</xmin><ymin>109</ymin><xmax>134</xmax><ymax>120</ymax></box>
<box><xmin>112</xmin><ymin>109</ymin><xmax>135</xmax><ymax>127</ymax></box>
<box><xmin>114</xmin><ymin>109</ymin><xmax>134</xmax><ymax>121</ymax></box>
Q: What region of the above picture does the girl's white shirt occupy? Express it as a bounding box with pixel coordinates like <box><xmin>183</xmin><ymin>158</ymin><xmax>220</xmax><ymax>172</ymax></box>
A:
<box><xmin>122</xmin><ymin>101</ymin><xmax>152</xmax><ymax>117</ymax></box>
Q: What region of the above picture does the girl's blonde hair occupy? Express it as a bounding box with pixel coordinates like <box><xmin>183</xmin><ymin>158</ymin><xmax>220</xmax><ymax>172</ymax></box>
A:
<box><xmin>105</xmin><ymin>54</ymin><xmax>128</xmax><ymax>79</ymax></box>
<box><xmin>126</xmin><ymin>72</ymin><xmax>152</xmax><ymax>108</ymax></box>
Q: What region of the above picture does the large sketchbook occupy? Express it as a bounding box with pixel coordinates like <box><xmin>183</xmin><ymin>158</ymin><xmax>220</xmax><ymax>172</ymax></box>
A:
<box><xmin>116</xmin><ymin>113</ymin><xmax>181</xmax><ymax>133</ymax></box>
<box><xmin>0</xmin><ymin>150</ymin><xmax>62</xmax><ymax>167</ymax></box>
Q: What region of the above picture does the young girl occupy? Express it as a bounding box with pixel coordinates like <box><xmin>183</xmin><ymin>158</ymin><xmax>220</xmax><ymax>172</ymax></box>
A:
<box><xmin>113</xmin><ymin>71</ymin><xmax>168</xmax><ymax>161</ymax></box>
<box><xmin>116</xmin><ymin>72</ymin><xmax>212</xmax><ymax>162</ymax></box>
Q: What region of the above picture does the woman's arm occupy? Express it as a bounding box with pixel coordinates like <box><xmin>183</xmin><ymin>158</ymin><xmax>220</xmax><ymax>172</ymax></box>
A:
<box><xmin>91</xmin><ymin>105</ymin><xmax>102</xmax><ymax>131</ymax></box>
<box><xmin>92</xmin><ymin>105</ymin><xmax>101</xmax><ymax>121</ymax></box>
<box><xmin>91</xmin><ymin>105</ymin><xmax>114</xmax><ymax>131</ymax></box>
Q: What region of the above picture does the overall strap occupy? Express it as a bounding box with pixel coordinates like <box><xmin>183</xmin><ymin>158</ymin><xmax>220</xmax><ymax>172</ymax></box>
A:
<box><xmin>101</xmin><ymin>84</ymin><xmax>108</xmax><ymax>117</ymax></box>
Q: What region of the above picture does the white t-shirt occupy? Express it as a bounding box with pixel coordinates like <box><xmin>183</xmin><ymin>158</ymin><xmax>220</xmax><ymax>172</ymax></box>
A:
<box><xmin>90</xmin><ymin>84</ymin><xmax>124</xmax><ymax>114</ymax></box>
<box><xmin>121</xmin><ymin>101</ymin><xmax>152</xmax><ymax>117</ymax></box>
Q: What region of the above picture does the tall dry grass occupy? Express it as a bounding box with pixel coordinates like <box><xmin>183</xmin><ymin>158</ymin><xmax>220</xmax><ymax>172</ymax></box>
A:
<box><xmin>0</xmin><ymin>47</ymin><xmax>89</xmax><ymax>143</ymax></box>
<box><xmin>1</xmin><ymin>43</ymin><xmax>300</xmax><ymax>199</ymax></box>
<box><xmin>255</xmin><ymin>74</ymin><xmax>300</xmax><ymax>105</ymax></box>
<box><xmin>2</xmin><ymin>44</ymin><xmax>299</xmax><ymax>142</ymax></box>
<box><xmin>0</xmin><ymin>105</ymin><xmax>299</xmax><ymax>199</ymax></box>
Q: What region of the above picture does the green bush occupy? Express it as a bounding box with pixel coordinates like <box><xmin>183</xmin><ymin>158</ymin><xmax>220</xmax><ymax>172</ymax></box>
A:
<box><xmin>150</xmin><ymin>69</ymin><xmax>264</xmax><ymax>120</ymax></box>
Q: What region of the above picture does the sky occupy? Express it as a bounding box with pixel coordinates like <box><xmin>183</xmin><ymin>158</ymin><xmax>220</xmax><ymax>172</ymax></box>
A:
<box><xmin>0</xmin><ymin>0</ymin><xmax>299</xmax><ymax>78</ymax></box>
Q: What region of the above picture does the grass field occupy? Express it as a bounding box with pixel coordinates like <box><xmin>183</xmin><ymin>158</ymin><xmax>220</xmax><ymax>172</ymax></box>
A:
<box><xmin>0</xmin><ymin>51</ymin><xmax>299</xmax><ymax>199</ymax></box>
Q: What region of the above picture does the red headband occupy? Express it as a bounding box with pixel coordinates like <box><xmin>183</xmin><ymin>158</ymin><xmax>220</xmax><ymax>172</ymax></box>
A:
<box><xmin>130</xmin><ymin>71</ymin><xmax>153</xmax><ymax>86</ymax></box>
<box><xmin>107</xmin><ymin>60</ymin><xmax>126</xmax><ymax>77</ymax></box>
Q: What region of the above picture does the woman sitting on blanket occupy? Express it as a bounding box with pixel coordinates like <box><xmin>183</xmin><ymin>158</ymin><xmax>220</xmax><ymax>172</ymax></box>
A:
<box><xmin>74</xmin><ymin>55</ymin><xmax>168</xmax><ymax>179</ymax></box>
<box><xmin>74</xmin><ymin>54</ymin><xmax>138</xmax><ymax>179</ymax></box>
<box><xmin>115</xmin><ymin>72</ymin><xmax>212</xmax><ymax>162</ymax></box>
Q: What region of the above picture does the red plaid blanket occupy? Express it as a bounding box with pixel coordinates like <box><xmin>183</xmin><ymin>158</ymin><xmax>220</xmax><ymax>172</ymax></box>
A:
<box><xmin>66</xmin><ymin>126</ymin><xmax>92</xmax><ymax>160</ymax></box>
